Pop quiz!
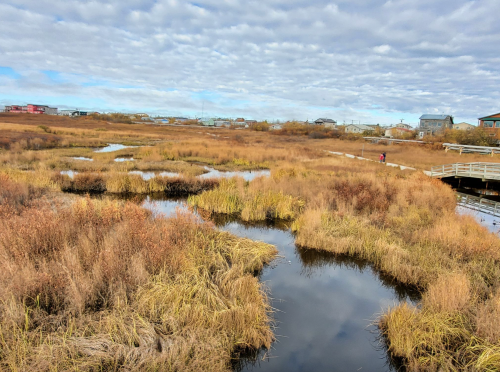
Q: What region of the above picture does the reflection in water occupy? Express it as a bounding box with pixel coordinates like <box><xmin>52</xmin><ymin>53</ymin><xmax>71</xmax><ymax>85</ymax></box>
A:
<box><xmin>199</xmin><ymin>166</ymin><xmax>270</xmax><ymax>181</ymax></box>
<box><xmin>457</xmin><ymin>206</ymin><xmax>500</xmax><ymax>234</ymax></box>
<box><xmin>94</xmin><ymin>144</ymin><xmax>139</xmax><ymax>153</ymax></box>
<box><xmin>127</xmin><ymin>195</ymin><xmax>417</xmax><ymax>372</ymax></box>
<box><xmin>128</xmin><ymin>171</ymin><xmax>180</xmax><ymax>180</ymax></box>
<box><xmin>61</xmin><ymin>170</ymin><xmax>78</xmax><ymax>178</ymax></box>
<box><xmin>453</xmin><ymin>189</ymin><xmax>500</xmax><ymax>234</ymax></box>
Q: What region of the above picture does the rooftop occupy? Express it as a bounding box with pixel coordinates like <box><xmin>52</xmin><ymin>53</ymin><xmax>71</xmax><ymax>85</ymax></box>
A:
<box><xmin>419</xmin><ymin>114</ymin><xmax>451</xmax><ymax>120</ymax></box>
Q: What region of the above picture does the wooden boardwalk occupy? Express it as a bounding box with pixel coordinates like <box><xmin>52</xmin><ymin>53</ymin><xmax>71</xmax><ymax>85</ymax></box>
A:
<box><xmin>430</xmin><ymin>162</ymin><xmax>500</xmax><ymax>181</ymax></box>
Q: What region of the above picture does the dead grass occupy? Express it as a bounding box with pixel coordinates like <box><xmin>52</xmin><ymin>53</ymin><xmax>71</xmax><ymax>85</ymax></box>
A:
<box><xmin>319</xmin><ymin>139</ymin><xmax>500</xmax><ymax>169</ymax></box>
<box><xmin>0</xmin><ymin>180</ymin><xmax>277</xmax><ymax>371</ymax></box>
<box><xmin>3</xmin><ymin>113</ymin><xmax>500</xmax><ymax>370</ymax></box>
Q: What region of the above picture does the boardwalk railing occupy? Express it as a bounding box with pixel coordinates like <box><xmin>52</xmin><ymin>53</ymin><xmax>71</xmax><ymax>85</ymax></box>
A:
<box><xmin>457</xmin><ymin>192</ymin><xmax>500</xmax><ymax>217</ymax></box>
<box><xmin>443</xmin><ymin>143</ymin><xmax>500</xmax><ymax>155</ymax></box>
<box><xmin>430</xmin><ymin>162</ymin><xmax>500</xmax><ymax>180</ymax></box>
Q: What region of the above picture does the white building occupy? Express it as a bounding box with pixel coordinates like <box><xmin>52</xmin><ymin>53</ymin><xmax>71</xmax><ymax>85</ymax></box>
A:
<box><xmin>344</xmin><ymin>124</ymin><xmax>375</xmax><ymax>134</ymax></box>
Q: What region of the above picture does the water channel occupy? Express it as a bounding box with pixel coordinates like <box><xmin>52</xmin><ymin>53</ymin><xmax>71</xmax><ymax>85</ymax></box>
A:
<box><xmin>126</xmin><ymin>195</ymin><xmax>419</xmax><ymax>372</ymax></box>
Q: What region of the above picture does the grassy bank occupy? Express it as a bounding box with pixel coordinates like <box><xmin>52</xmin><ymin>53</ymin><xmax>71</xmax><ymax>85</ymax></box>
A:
<box><xmin>0</xmin><ymin>175</ymin><xmax>277</xmax><ymax>371</ymax></box>
<box><xmin>53</xmin><ymin>172</ymin><xmax>220</xmax><ymax>196</ymax></box>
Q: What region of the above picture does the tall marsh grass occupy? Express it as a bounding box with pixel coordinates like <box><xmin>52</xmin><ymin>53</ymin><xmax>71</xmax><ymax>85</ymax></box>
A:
<box><xmin>188</xmin><ymin>178</ymin><xmax>304</xmax><ymax>221</ymax></box>
<box><xmin>0</xmin><ymin>182</ymin><xmax>277</xmax><ymax>371</ymax></box>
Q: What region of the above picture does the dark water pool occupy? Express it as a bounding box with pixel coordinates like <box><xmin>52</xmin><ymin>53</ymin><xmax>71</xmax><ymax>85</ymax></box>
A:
<box><xmin>140</xmin><ymin>196</ymin><xmax>418</xmax><ymax>372</ymax></box>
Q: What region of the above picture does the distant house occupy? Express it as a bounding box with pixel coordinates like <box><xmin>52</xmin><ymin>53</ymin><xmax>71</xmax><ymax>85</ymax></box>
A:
<box><xmin>59</xmin><ymin>110</ymin><xmax>84</xmax><ymax>117</ymax></box>
<box><xmin>479</xmin><ymin>113</ymin><xmax>500</xmax><ymax>130</ymax></box>
<box><xmin>62</xmin><ymin>110</ymin><xmax>88</xmax><ymax>116</ymax></box>
<box><xmin>244</xmin><ymin>120</ymin><xmax>257</xmax><ymax>126</ymax></box>
<box><xmin>344</xmin><ymin>124</ymin><xmax>375</xmax><ymax>134</ymax></box>
<box><xmin>201</xmin><ymin>118</ymin><xmax>215</xmax><ymax>126</ymax></box>
<box><xmin>236</xmin><ymin>118</ymin><xmax>245</xmax><ymax>123</ymax></box>
<box><xmin>270</xmin><ymin>124</ymin><xmax>282</xmax><ymax>130</ymax></box>
<box><xmin>453</xmin><ymin>122</ymin><xmax>475</xmax><ymax>131</ymax></box>
<box><xmin>396</xmin><ymin>123</ymin><xmax>412</xmax><ymax>129</ymax></box>
<box><xmin>419</xmin><ymin>114</ymin><xmax>454</xmax><ymax>136</ymax></box>
<box><xmin>5</xmin><ymin>104</ymin><xmax>57</xmax><ymax>115</ymax></box>
<box><xmin>314</xmin><ymin>118</ymin><xmax>337</xmax><ymax>128</ymax></box>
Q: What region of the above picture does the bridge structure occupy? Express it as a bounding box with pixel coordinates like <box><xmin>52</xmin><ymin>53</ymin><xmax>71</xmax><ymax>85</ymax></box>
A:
<box><xmin>430</xmin><ymin>162</ymin><xmax>500</xmax><ymax>181</ymax></box>
<box><xmin>430</xmin><ymin>162</ymin><xmax>500</xmax><ymax>217</ymax></box>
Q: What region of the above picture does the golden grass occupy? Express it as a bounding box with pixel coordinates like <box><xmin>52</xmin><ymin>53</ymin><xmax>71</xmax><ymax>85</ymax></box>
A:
<box><xmin>4</xmin><ymin>113</ymin><xmax>500</xmax><ymax>370</ymax></box>
<box><xmin>188</xmin><ymin>178</ymin><xmax>304</xmax><ymax>221</ymax></box>
<box><xmin>0</xmin><ymin>180</ymin><xmax>277</xmax><ymax>371</ymax></box>
<box><xmin>319</xmin><ymin>138</ymin><xmax>500</xmax><ymax>169</ymax></box>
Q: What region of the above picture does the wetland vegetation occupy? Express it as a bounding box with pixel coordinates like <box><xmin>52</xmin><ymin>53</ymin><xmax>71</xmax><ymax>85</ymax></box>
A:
<box><xmin>2</xmin><ymin>113</ymin><xmax>500</xmax><ymax>371</ymax></box>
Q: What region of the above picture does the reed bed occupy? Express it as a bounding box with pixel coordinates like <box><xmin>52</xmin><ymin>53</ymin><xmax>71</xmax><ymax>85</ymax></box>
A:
<box><xmin>188</xmin><ymin>178</ymin><xmax>305</xmax><ymax>222</ymax></box>
<box><xmin>52</xmin><ymin>172</ymin><xmax>220</xmax><ymax>196</ymax></box>
<box><xmin>0</xmin><ymin>178</ymin><xmax>277</xmax><ymax>371</ymax></box>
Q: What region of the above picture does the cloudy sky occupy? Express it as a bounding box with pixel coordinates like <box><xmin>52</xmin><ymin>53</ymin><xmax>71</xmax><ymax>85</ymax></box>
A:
<box><xmin>1</xmin><ymin>0</ymin><xmax>499</xmax><ymax>124</ymax></box>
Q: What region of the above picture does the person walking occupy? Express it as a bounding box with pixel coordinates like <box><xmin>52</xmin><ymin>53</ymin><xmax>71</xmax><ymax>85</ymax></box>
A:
<box><xmin>379</xmin><ymin>153</ymin><xmax>384</xmax><ymax>163</ymax></box>
<box><xmin>382</xmin><ymin>152</ymin><xmax>386</xmax><ymax>163</ymax></box>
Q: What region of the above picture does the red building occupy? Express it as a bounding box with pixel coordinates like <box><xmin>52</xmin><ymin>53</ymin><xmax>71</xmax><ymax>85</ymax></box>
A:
<box><xmin>4</xmin><ymin>104</ymin><xmax>57</xmax><ymax>115</ymax></box>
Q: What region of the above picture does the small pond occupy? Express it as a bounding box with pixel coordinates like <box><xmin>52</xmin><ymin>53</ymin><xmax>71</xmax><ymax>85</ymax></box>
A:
<box><xmin>115</xmin><ymin>157</ymin><xmax>135</xmax><ymax>162</ymax></box>
<box><xmin>129</xmin><ymin>171</ymin><xmax>180</xmax><ymax>180</ymax></box>
<box><xmin>71</xmin><ymin>157</ymin><xmax>93</xmax><ymax>161</ymax></box>
<box><xmin>200</xmin><ymin>166</ymin><xmax>271</xmax><ymax>181</ymax></box>
<box><xmin>61</xmin><ymin>170</ymin><xmax>78</xmax><ymax>178</ymax></box>
<box><xmin>94</xmin><ymin>144</ymin><xmax>139</xmax><ymax>153</ymax></box>
<box><xmin>138</xmin><ymin>196</ymin><xmax>418</xmax><ymax>372</ymax></box>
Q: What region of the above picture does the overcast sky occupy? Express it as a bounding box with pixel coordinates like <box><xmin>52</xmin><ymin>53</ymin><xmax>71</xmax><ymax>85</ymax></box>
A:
<box><xmin>1</xmin><ymin>0</ymin><xmax>499</xmax><ymax>124</ymax></box>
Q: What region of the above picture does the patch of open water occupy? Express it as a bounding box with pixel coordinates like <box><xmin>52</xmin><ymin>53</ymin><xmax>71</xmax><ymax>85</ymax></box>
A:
<box><xmin>129</xmin><ymin>171</ymin><xmax>180</xmax><ymax>180</ymax></box>
<box><xmin>200</xmin><ymin>166</ymin><xmax>271</xmax><ymax>182</ymax></box>
<box><xmin>94</xmin><ymin>144</ymin><xmax>140</xmax><ymax>153</ymax></box>
<box><xmin>139</xmin><ymin>196</ymin><xmax>418</xmax><ymax>372</ymax></box>
<box><xmin>59</xmin><ymin>168</ymin><xmax>270</xmax><ymax>181</ymax></box>
<box><xmin>61</xmin><ymin>170</ymin><xmax>78</xmax><ymax>178</ymax></box>
<box><xmin>71</xmin><ymin>157</ymin><xmax>93</xmax><ymax>161</ymax></box>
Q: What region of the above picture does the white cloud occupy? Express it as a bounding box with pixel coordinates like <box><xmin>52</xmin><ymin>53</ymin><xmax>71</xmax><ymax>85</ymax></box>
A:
<box><xmin>0</xmin><ymin>0</ymin><xmax>499</xmax><ymax>123</ymax></box>
<box><xmin>373</xmin><ymin>45</ymin><xmax>391</xmax><ymax>54</ymax></box>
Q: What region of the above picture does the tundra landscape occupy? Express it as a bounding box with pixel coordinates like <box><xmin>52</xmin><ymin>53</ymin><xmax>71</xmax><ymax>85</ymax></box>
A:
<box><xmin>1</xmin><ymin>113</ymin><xmax>500</xmax><ymax>371</ymax></box>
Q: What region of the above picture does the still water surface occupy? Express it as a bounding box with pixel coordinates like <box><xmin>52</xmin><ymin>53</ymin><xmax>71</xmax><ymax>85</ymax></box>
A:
<box><xmin>140</xmin><ymin>196</ymin><xmax>418</xmax><ymax>372</ymax></box>
<box><xmin>94</xmin><ymin>144</ymin><xmax>139</xmax><ymax>153</ymax></box>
